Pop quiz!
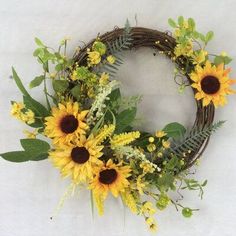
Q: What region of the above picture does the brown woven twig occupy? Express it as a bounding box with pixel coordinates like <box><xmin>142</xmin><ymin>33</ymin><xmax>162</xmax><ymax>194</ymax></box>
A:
<box><xmin>73</xmin><ymin>27</ymin><xmax>215</xmax><ymax>170</ymax></box>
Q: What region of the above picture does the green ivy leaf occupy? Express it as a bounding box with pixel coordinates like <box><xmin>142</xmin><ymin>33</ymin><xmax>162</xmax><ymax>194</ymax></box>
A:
<box><xmin>52</xmin><ymin>80</ymin><xmax>69</xmax><ymax>93</ymax></box>
<box><xmin>0</xmin><ymin>151</ymin><xmax>30</xmax><ymax>162</ymax></box>
<box><xmin>29</xmin><ymin>75</ymin><xmax>45</xmax><ymax>88</ymax></box>
<box><xmin>168</xmin><ymin>18</ymin><xmax>177</xmax><ymax>28</ymax></box>
<box><xmin>115</xmin><ymin>107</ymin><xmax>137</xmax><ymax>133</ymax></box>
<box><xmin>163</xmin><ymin>122</ymin><xmax>186</xmax><ymax>138</ymax></box>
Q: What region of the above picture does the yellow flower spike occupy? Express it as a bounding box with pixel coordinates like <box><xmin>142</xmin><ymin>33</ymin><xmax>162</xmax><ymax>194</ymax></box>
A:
<box><xmin>155</xmin><ymin>130</ymin><xmax>167</xmax><ymax>138</ymax></box>
<box><xmin>94</xmin><ymin>194</ymin><xmax>105</xmax><ymax>216</ymax></box>
<box><xmin>95</xmin><ymin>124</ymin><xmax>115</xmax><ymax>145</ymax></box>
<box><xmin>99</xmin><ymin>72</ymin><xmax>110</xmax><ymax>85</ymax></box>
<box><xmin>106</xmin><ymin>55</ymin><xmax>116</xmax><ymax>64</ymax></box>
<box><xmin>110</xmin><ymin>131</ymin><xmax>140</xmax><ymax>148</ymax></box>
<box><xmin>121</xmin><ymin>191</ymin><xmax>138</xmax><ymax>214</ymax></box>
<box><xmin>162</xmin><ymin>140</ymin><xmax>170</xmax><ymax>149</ymax></box>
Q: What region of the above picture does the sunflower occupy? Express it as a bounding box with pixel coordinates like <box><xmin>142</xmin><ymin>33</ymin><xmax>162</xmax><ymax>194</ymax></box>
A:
<box><xmin>44</xmin><ymin>101</ymin><xmax>89</xmax><ymax>145</ymax></box>
<box><xmin>190</xmin><ymin>61</ymin><xmax>236</xmax><ymax>107</ymax></box>
<box><xmin>49</xmin><ymin>135</ymin><xmax>103</xmax><ymax>183</ymax></box>
<box><xmin>90</xmin><ymin>159</ymin><xmax>131</xmax><ymax>199</ymax></box>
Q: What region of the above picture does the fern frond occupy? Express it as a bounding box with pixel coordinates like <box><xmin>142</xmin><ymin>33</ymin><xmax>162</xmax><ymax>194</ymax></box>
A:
<box><xmin>102</xmin><ymin>19</ymin><xmax>133</xmax><ymax>77</ymax></box>
<box><xmin>171</xmin><ymin>120</ymin><xmax>225</xmax><ymax>156</ymax></box>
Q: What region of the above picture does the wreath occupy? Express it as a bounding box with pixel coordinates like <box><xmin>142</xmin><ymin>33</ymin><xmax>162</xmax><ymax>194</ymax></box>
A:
<box><xmin>1</xmin><ymin>16</ymin><xmax>235</xmax><ymax>232</ymax></box>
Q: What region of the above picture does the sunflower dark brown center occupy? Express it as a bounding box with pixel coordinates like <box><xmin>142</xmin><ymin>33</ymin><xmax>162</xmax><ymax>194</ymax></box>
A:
<box><xmin>60</xmin><ymin>115</ymin><xmax>78</xmax><ymax>134</ymax></box>
<box><xmin>200</xmin><ymin>76</ymin><xmax>220</xmax><ymax>94</ymax></box>
<box><xmin>71</xmin><ymin>147</ymin><xmax>90</xmax><ymax>164</ymax></box>
<box><xmin>99</xmin><ymin>169</ymin><xmax>118</xmax><ymax>185</ymax></box>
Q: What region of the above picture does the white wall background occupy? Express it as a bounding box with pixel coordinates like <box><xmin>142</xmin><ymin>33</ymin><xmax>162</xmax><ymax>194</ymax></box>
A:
<box><xmin>0</xmin><ymin>0</ymin><xmax>236</xmax><ymax>235</ymax></box>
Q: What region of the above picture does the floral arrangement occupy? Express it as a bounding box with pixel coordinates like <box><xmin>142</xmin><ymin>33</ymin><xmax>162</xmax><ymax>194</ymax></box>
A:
<box><xmin>1</xmin><ymin>17</ymin><xmax>235</xmax><ymax>233</ymax></box>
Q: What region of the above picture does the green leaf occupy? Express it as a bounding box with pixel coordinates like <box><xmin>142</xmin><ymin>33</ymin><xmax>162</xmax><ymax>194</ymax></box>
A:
<box><xmin>182</xmin><ymin>208</ymin><xmax>193</xmax><ymax>218</ymax></box>
<box><xmin>12</xmin><ymin>67</ymin><xmax>31</xmax><ymax>97</ymax></box>
<box><xmin>198</xmin><ymin>33</ymin><xmax>206</xmax><ymax>42</ymax></box>
<box><xmin>29</xmin><ymin>75</ymin><xmax>45</xmax><ymax>88</ymax></box>
<box><xmin>0</xmin><ymin>151</ymin><xmax>30</xmax><ymax>162</ymax></box>
<box><xmin>178</xmin><ymin>16</ymin><xmax>184</xmax><ymax>26</ymax></box>
<box><xmin>214</xmin><ymin>56</ymin><xmax>224</xmax><ymax>66</ymax></box>
<box><xmin>71</xmin><ymin>84</ymin><xmax>81</xmax><ymax>100</ymax></box>
<box><xmin>224</xmin><ymin>56</ymin><xmax>233</xmax><ymax>65</ymax></box>
<box><xmin>35</xmin><ymin>37</ymin><xmax>45</xmax><ymax>47</ymax></box>
<box><xmin>115</xmin><ymin>107</ymin><xmax>137</xmax><ymax>133</ymax></box>
<box><xmin>188</xmin><ymin>18</ymin><xmax>195</xmax><ymax>30</ymax></box>
<box><xmin>168</xmin><ymin>18</ymin><xmax>177</xmax><ymax>28</ymax></box>
<box><xmin>52</xmin><ymin>80</ymin><xmax>69</xmax><ymax>93</ymax></box>
<box><xmin>163</xmin><ymin>122</ymin><xmax>186</xmax><ymax>139</ymax></box>
<box><xmin>205</xmin><ymin>31</ymin><xmax>214</xmax><ymax>43</ymax></box>
<box><xmin>192</xmin><ymin>31</ymin><xmax>199</xmax><ymax>39</ymax></box>
<box><xmin>202</xmin><ymin>180</ymin><xmax>208</xmax><ymax>187</ymax></box>
<box><xmin>23</xmin><ymin>95</ymin><xmax>50</xmax><ymax>117</ymax></box>
<box><xmin>20</xmin><ymin>139</ymin><xmax>50</xmax><ymax>154</ymax></box>
<box><xmin>108</xmin><ymin>88</ymin><xmax>121</xmax><ymax>103</ymax></box>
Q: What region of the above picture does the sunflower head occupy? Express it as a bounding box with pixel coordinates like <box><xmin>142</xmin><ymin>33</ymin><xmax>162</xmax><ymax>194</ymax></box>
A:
<box><xmin>49</xmin><ymin>135</ymin><xmax>103</xmax><ymax>183</ymax></box>
<box><xmin>190</xmin><ymin>61</ymin><xmax>236</xmax><ymax>107</ymax></box>
<box><xmin>44</xmin><ymin>101</ymin><xmax>89</xmax><ymax>145</ymax></box>
<box><xmin>90</xmin><ymin>159</ymin><xmax>131</xmax><ymax>199</ymax></box>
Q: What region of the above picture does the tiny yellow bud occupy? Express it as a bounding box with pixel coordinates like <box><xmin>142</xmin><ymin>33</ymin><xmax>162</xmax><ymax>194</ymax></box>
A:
<box><xmin>148</xmin><ymin>137</ymin><xmax>155</xmax><ymax>143</ymax></box>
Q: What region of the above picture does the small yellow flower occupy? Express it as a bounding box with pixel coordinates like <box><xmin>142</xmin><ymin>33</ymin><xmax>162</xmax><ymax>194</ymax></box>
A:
<box><xmin>21</xmin><ymin>110</ymin><xmax>35</xmax><ymax>124</ymax></box>
<box><xmin>145</xmin><ymin>217</ymin><xmax>158</xmax><ymax>232</ymax></box>
<box><xmin>157</xmin><ymin>152</ymin><xmax>163</xmax><ymax>158</ymax></box>
<box><xmin>221</xmin><ymin>51</ymin><xmax>228</xmax><ymax>57</ymax></box>
<box><xmin>87</xmin><ymin>51</ymin><xmax>101</xmax><ymax>65</ymax></box>
<box><xmin>162</xmin><ymin>140</ymin><xmax>170</xmax><ymax>149</ymax></box>
<box><xmin>23</xmin><ymin>129</ymin><xmax>38</xmax><ymax>139</ymax></box>
<box><xmin>107</xmin><ymin>55</ymin><xmax>116</xmax><ymax>64</ymax></box>
<box><xmin>136</xmin><ymin>175</ymin><xmax>146</xmax><ymax>195</ymax></box>
<box><xmin>147</xmin><ymin>143</ymin><xmax>156</xmax><ymax>152</ymax></box>
<box><xmin>11</xmin><ymin>102</ymin><xmax>24</xmax><ymax>118</ymax></box>
<box><xmin>174</xmin><ymin>41</ymin><xmax>193</xmax><ymax>58</ymax></box>
<box><xmin>141</xmin><ymin>202</ymin><xmax>156</xmax><ymax>215</ymax></box>
<box><xmin>140</xmin><ymin>162</ymin><xmax>155</xmax><ymax>174</ymax></box>
<box><xmin>99</xmin><ymin>72</ymin><xmax>109</xmax><ymax>85</ymax></box>
<box><xmin>148</xmin><ymin>137</ymin><xmax>155</xmax><ymax>143</ymax></box>
<box><xmin>192</xmin><ymin>50</ymin><xmax>208</xmax><ymax>65</ymax></box>
<box><xmin>155</xmin><ymin>130</ymin><xmax>167</xmax><ymax>138</ymax></box>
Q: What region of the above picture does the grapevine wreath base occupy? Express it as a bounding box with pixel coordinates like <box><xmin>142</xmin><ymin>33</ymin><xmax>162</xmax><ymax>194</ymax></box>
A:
<box><xmin>74</xmin><ymin>26</ymin><xmax>215</xmax><ymax>169</ymax></box>
<box><xmin>1</xmin><ymin>17</ymin><xmax>235</xmax><ymax>232</ymax></box>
